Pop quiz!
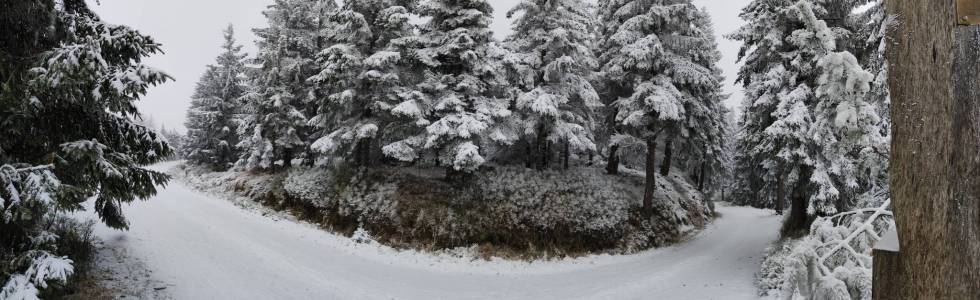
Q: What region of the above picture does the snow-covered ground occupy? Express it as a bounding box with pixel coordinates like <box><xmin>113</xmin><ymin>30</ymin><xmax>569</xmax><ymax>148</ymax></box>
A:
<box><xmin>81</xmin><ymin>162</ymin><xmax>781</xmax><ymax>299</ymax></box>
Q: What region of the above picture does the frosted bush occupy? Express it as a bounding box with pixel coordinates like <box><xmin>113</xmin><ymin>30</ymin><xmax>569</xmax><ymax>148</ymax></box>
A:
<box><xmin>283</xmin><ymin>168</ymin><xmax>335</xmax><ymax>209</ymax></box>
<box><xmin>474</xmin><ymin>167</ymin><xmax>632</xmax><ymax>234</ymax></box>
<box><xmin>176</xmin><ymin>163</ymin><xmax>712</xmax><ymax>255</ymax></box>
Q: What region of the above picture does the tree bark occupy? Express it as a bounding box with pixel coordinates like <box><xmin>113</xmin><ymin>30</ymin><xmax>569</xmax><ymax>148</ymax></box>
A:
<box><xmin>562</xmin><ymin>142</ymin><xmax>570</xmax><ymax>170</ymax></box>
<box><xmin>878</xmin><ymin>1</ymin><xmax>980</xmax><ymax>298</ymax></box>
<box><xmin>643</xmin><ymin>137</ymin><xmax>657</xmax><ymax>216</ymax></box>
<box><xmin>354</xmin><ymin>137</ymin><xmax>371</xmax><ymax>167</ymax></box>
<box><xmin>659</xmin><ymin>137</ymin><xmax>673</xmax><ymax>176</ymax></box>
<box><xmin>696</xmin><ymin>161</ymin><xmax>707</xmax><ymax>192</ymax></box>
<box><xmin>606</xmin><ymin>145</ymin><xmax>620</xmax><ymax>175</ymax></box>
<box><xmin>786</xmin><ymin>166</ymin><xmax>811</xmax><ymax>234</ymax></box>
<box><xmin>775</xmin><ymin>175</ymin><xmax>785</xmax><ymax>215</ymax></box>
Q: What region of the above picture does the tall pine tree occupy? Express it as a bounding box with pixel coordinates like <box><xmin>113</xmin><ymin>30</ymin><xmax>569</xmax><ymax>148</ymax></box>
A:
<box><xmin>238</xmin><ymin>0</ymin><xmax>334</xmax><ymax>170</ymax></box>
<box><xmin>506</xmin><ymin>0</ymin><xmax>602</xmax><ymax>170</ymax></box>
<box><xmin>382</xmin><ymin>0</ymin><xmax>513</xmax><ymax>175</ymax></box>
<box><xmin>597</xmin><ymin>0</ymin><xmax>721</xmax><ymax>214</ymax></box>
<box><xmin>308</xmin><ymin>0</ymin><xmax>418</xmax><ymax>167</ymax></box>
<box><xmin>730</xmin><ymin>0</ymin><xmax>883</xmax><ymax>232</ymax></box>
<box><xmin>184</xmin><ymin>25</ymin><xmax>247</xmax><ymax>170</ymax></box>
<box><xmin>1</xmin><ymin>0</ymin><xmax>171</xmax><ymax>295</ymax></box>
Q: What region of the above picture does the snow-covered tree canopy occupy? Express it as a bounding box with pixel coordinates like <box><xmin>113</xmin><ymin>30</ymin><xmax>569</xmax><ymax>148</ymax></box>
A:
<box><xmin>729</xmin><ymin>0</ymin><xmax>887</xmax><ymax>216</ymax></box>
<box><xmin>382</xmin><ymin>0</ymin><xmax>514</xmax><ymax>172</ymax></box>
<box><xmin>184</xmin><ymin>25</ymin><xmax>248</xmax><ymax>171</ymax></box>
<box><xmin>238</xmin><ymin>0</ymin><xmax>337</xmax><ymax>170</ymax></box>
<box><xmin>308</xmin><ymin>0</ymin><xmax>418</xmax><ymax>167</ymax></box>
<box><xmin>1</xmin><ymin>0</ymin><xmax>172</xmax><ymax>297</ymax></box>
<box><xmin>506</xmin><ymin>0</ymin><xmax>603</xmax><ymax>165</ymax></box>
<box><xmin>595</xmin><ymin>0</ymin><xmax>728</xmax><ymax>186</ymax></box>
<box><xmin>598</xmin><ymin>0</ymin><xmax>719</xmax><ymax>136</ymax></box>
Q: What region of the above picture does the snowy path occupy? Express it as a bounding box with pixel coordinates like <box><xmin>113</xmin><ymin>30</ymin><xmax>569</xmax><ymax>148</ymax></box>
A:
<box><xmin>87</xmin><ymin>162</ymin><xmax>781</xmax><ymax>300</ymax></box>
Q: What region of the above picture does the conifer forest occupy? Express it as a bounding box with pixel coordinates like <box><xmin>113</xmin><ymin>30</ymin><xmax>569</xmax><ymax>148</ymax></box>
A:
<box><xmin>1</xmin><ymin>0</ymin><xmax>977</xmax><ymax>299</ymax></box>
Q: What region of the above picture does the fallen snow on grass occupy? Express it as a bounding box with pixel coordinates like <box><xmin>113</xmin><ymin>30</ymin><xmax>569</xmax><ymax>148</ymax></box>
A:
<box><xmin>80</xmin><ymin>162</ymin><xmax>781</xmax><ymax>299</ymax></box>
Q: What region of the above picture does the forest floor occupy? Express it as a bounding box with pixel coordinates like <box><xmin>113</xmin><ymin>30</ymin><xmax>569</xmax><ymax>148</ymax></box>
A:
<box><xmin>77</xmin><ymin>161</ymin><xmax>781</xmax><ymax>300</ymax></box>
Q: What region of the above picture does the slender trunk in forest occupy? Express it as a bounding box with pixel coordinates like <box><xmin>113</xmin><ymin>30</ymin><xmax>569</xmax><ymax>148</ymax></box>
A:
<box><xmin>606</xmin><ymin>145</ymin><xmax>620</xmax><ymax>175</ymax></box>
<box><xmin>535</xmin><ymin>125</ymin><xmax>548</xmax><ymax>170</ymax></box>
<box><xmin>543</xmin><ymin>140</ymin><xmax>551</xmax><ymax>169</ymax></box>
<box><xmin>697</xmin><ymin>162</ymin><xmax>706</xmax><ymax>192</ymax></box>
<box><xmin>785</xmin><ymin>166</ymin><xmax>811</xmax><ymax>235</ymax></box>
<box><xmin>282</xmin><ymin>148</ymin><xmax>294</xmax><ymax>169</ymax></box>
<box><xmin>643</xmin><ymin>137</ymin><xmax>657</xmax><ymax>216</ymax></box>
<box><xmin>354</xmin><ymin>138</ymin><xmax>371</xmax><ymax>167</ymax></box>
<box><xmin>659</xmin><ymin>137</ymin><xmax>672</xmax><ymax>176</ymax></box>
<box><xmin>775</xmin><ymin>175</ymin><xmax>785</xmax><ymax>215</ymax></box>
<box><xmin>562</xmin><ymin>142</ymin><xmax>570</xmax><ymax>170</ymax></box>
<box><xmin>875</xmin><ymin>1</ymin><xmax>980</xmax><ymax>298</ymax></box>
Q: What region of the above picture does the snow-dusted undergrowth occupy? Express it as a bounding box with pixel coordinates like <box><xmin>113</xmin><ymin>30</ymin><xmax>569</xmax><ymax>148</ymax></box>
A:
<box><xmin>172</xmin><ymin>163</ymin><xmax>711</xmax><ymax>258</ymax></box>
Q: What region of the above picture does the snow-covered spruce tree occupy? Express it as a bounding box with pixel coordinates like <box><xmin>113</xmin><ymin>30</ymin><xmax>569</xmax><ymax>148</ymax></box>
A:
<box><xmin>848</xmin><ymin>0</ymin><xmax>891</xmax><ymax>209</ymax></box>
<box><xmin>505</xmin><ymin>0</ymin><xmax>602</xmax><ymax>170</ymax></box>
<box><xmin>238</xmin><ymin>0</ymin><xmax>334</xmax><ymax>171</ymax></box>
<box><xmin>674</xmin><ymin>9</ymin><xmax>730</xmax><ymax>194</ymax></box>
<box><xmin>382</xmin><ymin>0</ymin><xmax>514</xmax><ymax>176</ymax></box>
<box><xmin>308</xmin><ymin>0</ymin><xmax>418</xmax><ymax>167</ymax></box>
<box><xmin>0</xmin><ymin>0</ymin><xmax>171</xmax><ymax>297</ymax></box>
<box><xmin>729</xmin><ymin>0</ymin><xmax>883</xmax><ymax>233</ymax></box>
<box><xmin>596</xmin><ymin>0</ymin><xmax>721</xmax><ymax>214</ymax></box>
<box><xmin>183</xmin><ymin>25</ymin><xmax>247</xmax><ymax>171</ymax></box>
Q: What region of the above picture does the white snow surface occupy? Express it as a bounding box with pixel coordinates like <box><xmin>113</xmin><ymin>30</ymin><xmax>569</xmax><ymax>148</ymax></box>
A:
<box><xmin>83</xmin><ymin>162</ymin><xmax>780</xmax><ymax>300</ymax></box>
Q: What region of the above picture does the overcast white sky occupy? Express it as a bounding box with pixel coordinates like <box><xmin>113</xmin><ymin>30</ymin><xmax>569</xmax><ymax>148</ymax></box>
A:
<box><xmin>87</xmin><ymin>0</ymin><xmax>750</xmax><ymax>132</ymax></box>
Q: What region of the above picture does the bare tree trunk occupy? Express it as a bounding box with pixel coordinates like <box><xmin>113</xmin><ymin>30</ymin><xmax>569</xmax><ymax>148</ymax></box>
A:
<box><xmin>775</xmin><ymin>175</ymin><xmax>785</xmax><ymax>215</ymax></box>
<box><xmin>643</xmin><ymin>137</ymin><xmax>657</xmax><ymax>216</ymax></box>
<box><xmin>659</xmin><ymin>137</ymin><xmax>673</xmax><ymax>176</ymax></box>
<box><xmin>523</xmin><ymin>141</ymin><xmax>531</xmax><ymax>168</ymax></box>
<box><xmin>282</xmin><ymin>148</ymin><xmax>294</xmax><ymax>169</ymax></box>
<box><xmin>354</xmin><ymin>137</ymin><xmax>371</xmax><ymax>167</ymax></box>
<box><xmin>535</xmin><ymin>126</ymin><xmax>548</xmax><ymax>170</ymax></box>
<box><xmin>562</xmin><ymin>142</ymin><xmax>570</xmax><ymax>170</ymax></box>
<box><xmin>606</xmin><ymin>145</ymin><xmax>620</xmax><ymax>175</ymax></box>
<box><xmin>877</xmin><ymin>1</ymin><xmax>980</xmax><ymax>298</ymax></box>
<box><xmin>697</xmin><ymin>161</ymin><xmax>707</xmax><ymax>192</ymax></box>
<box><xmin>785</xmin><ymin>166</ymin><xmax>811</xmax><ymax>235</ymax></box>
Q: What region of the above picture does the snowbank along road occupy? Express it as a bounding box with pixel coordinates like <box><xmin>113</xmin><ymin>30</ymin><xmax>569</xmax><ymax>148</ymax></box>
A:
<box><xmin>84</xmin><ymin>162</ymin><xmax>781</xmax><ymax>300</ymax></box>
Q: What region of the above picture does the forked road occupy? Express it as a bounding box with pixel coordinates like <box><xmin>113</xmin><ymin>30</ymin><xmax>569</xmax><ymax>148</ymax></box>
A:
<box><xmin>87</xmin><ymin>162</ymin><xmax>780</xmax><ymax>300</ymax></box>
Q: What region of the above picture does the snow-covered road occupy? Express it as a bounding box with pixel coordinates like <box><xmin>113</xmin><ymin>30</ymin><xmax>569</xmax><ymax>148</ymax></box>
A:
<box><xmin>87</xmin><ymin>162</ymin><xmax>781</xmax><ymax>300</ymax></box>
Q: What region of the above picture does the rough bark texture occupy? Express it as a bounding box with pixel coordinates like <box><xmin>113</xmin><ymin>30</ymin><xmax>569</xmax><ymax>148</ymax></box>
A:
<box><xmin>786</xmin><ymin>167</ymin><xmax>811</xmax><ymax>235</ymax></box>
<box><xmin>643</xmin><ymin>137</ymin><xmax>657</xmax><ymax>216</ymax></box>
<box><xmin>775</xmin><ymin>175</ymin><xmax>785</xmax><ymax>215</ymax></box>
<box><xmin>606</xmin><ymin>145</ymin><xmax>620</xmax><ymax>175</ymax></box>
<box><xmin>562</xmin><ymin>142</ymin><xmax>570</xmax><ymax>170</ymax></box>
<box><xmin>879</xmin><ymin>0</ymin><xmax>980</xmax><ymax>298</ymax></box>
<box><xmin>696</xmin><ymin>162</ymin><xmax>706</xmax><ymax>192</ymax></box>
<box><xmin>660</xmin><ymin>137</ymin><xmax>673</xmax><ymax>176</ymax></box>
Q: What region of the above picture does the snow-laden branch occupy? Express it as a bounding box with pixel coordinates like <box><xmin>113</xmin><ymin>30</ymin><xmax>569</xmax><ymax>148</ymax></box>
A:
<box><xmin>814</xmin><ymin>199</ymin><xmax>893</xmax><ymax>276</ymax></box>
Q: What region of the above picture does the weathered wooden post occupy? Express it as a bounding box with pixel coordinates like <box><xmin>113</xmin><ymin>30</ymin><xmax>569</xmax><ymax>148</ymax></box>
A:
<box><xmin>877</xmin><ymin>0</ymin><xmax>980</xmax><ymax>298</ymax></box>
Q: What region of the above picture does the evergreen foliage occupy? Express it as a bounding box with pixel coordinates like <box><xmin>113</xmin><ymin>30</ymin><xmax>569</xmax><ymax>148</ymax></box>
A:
<box><xmin>382</xmin><ymin>0</ymin><xmax>514</xmax><ymax>173</ymax></box>
<box><xmin>184</xmin><ymin>25</ymin><xmax>248</xmax><ymax>170</ymax></box>
<box><xmin>308</xmin><ymin>0</ymin><xmax>418</xmax><ymax>167</ymax></box>
<box><xmin>0</xmin><ymin>0</ymin><xmax>171</xmax><ymax>297</ymax></box>
<box><xmin>505</xmin><ymin>0</ymin><xmax>602</xmax><ymax>170</ymax></box>
<box><xmin>729</xmin><ymin>0</ymin><xmax>888</xmax><ymax>222</ymax></box>
<box><xmin>238</xmin><ymin>0</ymin><xmax>335</xmax><ymax>170</ymax></box>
